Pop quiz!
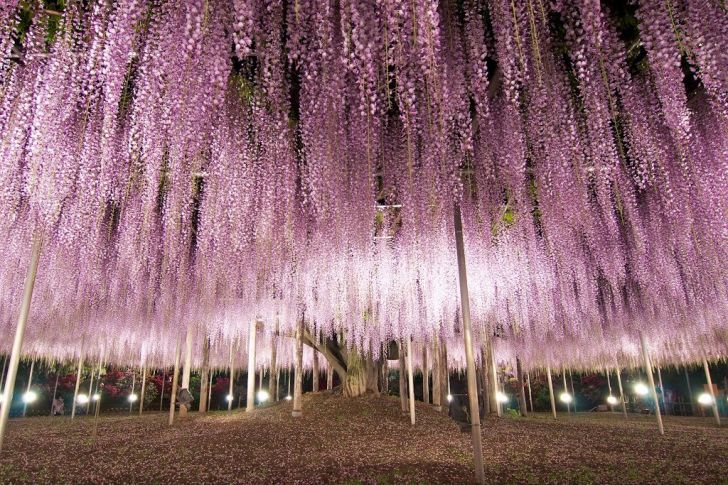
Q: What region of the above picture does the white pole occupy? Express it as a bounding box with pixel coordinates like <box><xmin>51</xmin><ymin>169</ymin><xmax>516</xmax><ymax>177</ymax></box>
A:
<box><xmin>228</xmin><ymin>341</ymin><xmax>235</xmax><ymax>412</ymax></box>
<box><xmin>0</xmin><ymin>236</ymin><xmax>41</xmax><ymax>451</ymax></box>
<box><xmin>247</xmin><ymin>320</ymin><xmax>257</xmax><ymax>412</ymax></box>
<box><xmin>208</xmin><ymin>369</ymin><xmax>214</xmax><ymax>409</ymax></box>
<box><xmin>180</xmin><ymin>325</ymin><xmax>193</xmax><ymax>417</ymax></box>
<box><xmin>616</xmin><ymin>367</ymin><xmax>628</xmax><ymax>418</ymax></box>
<box><xmin>71</xmin><ymin>354</ymin><xmax>83</xmax><ymax>419</ymax></box>
<box><xmin>292</xmin><ymin>320</ymin><xmax>303</xmax><ymax>417</ymax></box>
<box><xmin>168</xmin><ymin>341</ymin><xmax>181</xmax><ymax>426</ymax></box>
<box><xmin>639</xmin><ymin>332</ymin><xmax>664</xmax><ymax>435</ymax></box>
<box><xmin>453</xmin><ymin>203</ymin><xmax>485</xmax><ymax>484</ymax></box>
<box><xmin>139</xmin><ymin>361</ymin><xmax>148</xmax><ymax>415</ymax></box>
<box><xmin>606</xmin><ymin>369</ymin><xmax>613</xmax><ymax>410</ymax></box>
<box><xmin>702</xmin><ymin>358</ymin><xmax>720</xmax><ymax>426</ymax></box>
<box><xmin>22</xmin><ymin>360</ymin><xmax>34</xmax><ymax>417</ymax></box>
<box><xmin>432</xmin><ymin>338</ymin><xmax>441</xmax><ymax>411</ymax></box>
<box><xmin>406</xmin><ymin>337</ymin><xmax>415</xmax><ymax>425</ymax></box>
<box><xmin>490</xmin><ymin>347</ymin><xmax>501</xmax><ymax>417</ymax></box>
<box><xmin>526</xmin><ymin>371</ymin><xmax>534</xmax><ymax>413</ymax></box>
<box><xmin>546</xmin><ymin>365</ymin><xmax>556</xmax><ymax>419</ymax></box>
<box><xmin>129</xmin><ymin>372</ymin><xmax>136</xmax><ymax>413</ymax></box>
<box><xmin>656</xmin><ymin>366</ymin><xmax>665</xmax><ymax>415</ymax></box>
<box><xmin>0</xmin><ymin>355</ymin><xmax>8</xmax><ymax>399</ymax></box>
<box><xmin>86</xmin><ymin>363</ymin><xmax>96</xmax><ymax>415</ymax></box>
<box><xmin>562</xmin><ymin>370</ymin><xmax>570</xmax><ymax>415</ymax></box>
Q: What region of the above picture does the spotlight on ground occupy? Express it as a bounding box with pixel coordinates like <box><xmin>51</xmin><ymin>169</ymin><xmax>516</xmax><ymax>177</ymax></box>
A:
<box><xmin>559</xmin><ymin>392</ymin><xmax>573</xmax><ymax>404</ymax></box>
<box><xmin>698</xmin><ymin>393</ymin><xmax>714</xmax><ymax>405</ymax></box>
<box><xmin>76</xmin><ymin>393</ymin><xmax>90</xmax><ymax>404</ymax></box>
<box><xmin>496</xmin><ymin>392</ymin><xmax>508</xmax><ymax>403</ymax></box>
<box><xmin>256</xmin><ymin>390</ymin><xmax>270</xmax><ymax>403</ymax></box>
<box><xmin>22</xmin><ymin>391</ymin><xmax>38</xmax><ymax>404</ymax></box>
<box><xmin>633</xmin><ymin>383</ymin><xmax>649</xmax><ymax>396</ymax></box>
<box><xmin>606</xmin><ymin>395</ymin><xmax>618</xmax><ymax>405</ymax></box>
<box><xmin>127</xmin><ymin>394</ymin><xmax>138</xmax><ymax>403</ymax></box>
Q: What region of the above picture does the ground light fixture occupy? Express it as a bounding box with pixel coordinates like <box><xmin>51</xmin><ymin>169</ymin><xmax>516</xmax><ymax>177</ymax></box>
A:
<box><xmin>606</xmin><ymin>395</ymin><xmax>619</xmax><ymax>405</ymax></box>
<box><xmin>284</xmin><ymin>395</ymin><xmax>292</xmax><ymax>401</ymax></box>
<box><xmin>256</xmin><ymin>390</ymin><xmax>269</xmax><ymax>403</ymax></box>
<box><xmin>559</xmin><ymin>392</ymin><xmax>573</xmax><ymax>404</ymax></box>
<box><xmin>92</xmin><ymin>393</ymin><xmax>101</xmax><ymax>401</ymax></box>
<box><xmin>698</xmin><ymin>393</ymin><xmax>714</xmax><ymax>405</ymax></box>
<box><xmin>76</xmin><ymin>394</ymin><xmax>90</xmax><ymax>404</ymax></box>
<box><xmin>22</xmin><ymin>391</ymin><xmax>38</xmax><ymax>404</ymax></box>
<box><xmin>446</xmin><ymin>394</ymin><xmax>453</xmax><ymax>403</ymax></box>
<box><xmin>496</xmin><ymin>392</ymin><xmax>508</xmax><ymax>403</ymax></box>
<box><xmin>226</xmin><ymin>394</ymin><xmax>234</xmax><ymax>402</ymax></box>
<box><xmin>633</xmin><ymin>383</ymin><xmax>649</xmax><ymax>396</ymax></box>
<box><xmin>127</xmin><ymin>394</ymin><xmax>138</xmax><ymax>403</ymax></box>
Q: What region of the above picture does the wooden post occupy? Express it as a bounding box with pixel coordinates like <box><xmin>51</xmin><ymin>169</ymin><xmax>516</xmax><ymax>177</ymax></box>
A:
<box><xmin>22</xmin><ymin>360</ymin><xmax>34</xmax><ymax>417</ymax></box>
<box><xmin>516</xmin><ymin>358</ymin><xmax>527</xmax><ymax>417</ymax></box>
<box><xmin>684</xmin><ymin>367</ymin><xmax>696</xmax><ymax>416</ymax></box>
<box><xmin>526</xmin><ymin>371</ymin><xmax>534</xmax><ymax>413</ymax></box>
<box><xmin>168</xmin><ymin>341</ymin><xmax>181</xmax><ymax>426</ymax></box>
<box><xmin>616</xmin><ymin>367</ymin><xmax>628</xmax><ymax>418</ymax></box>
<box><xmin>199</xmin><ymin>336</ymin><xmax>210</xmax><ymax>413</ymax></box>
<box><xmin>422</xmin><ymin>345</ymin><xmax>429</xmax><ymax>404</ymax></box>
<box><xmin>702</xmin><ymin>358</ymin><xmax>720</xmax><ymax>426</ymax></box>
<box><xmin>639</xmin><ymin>332</ymin><xmax>664</xmax><ymax>435</ymax></box>
<box><xmin>453</xmin><ymin>203</ymin><xmax>485</xmax><ymax>484</ymax></box>
<box><xmin>247</xmin><ymin>320</ymin><xmax>257</xmax><ymax>412</ymax></box>
<box><xmin>312</xmin><ymin>348</ymin><xmax>320</xmax><ymax>392</ymax></box>
<box><xmin>292</xmin><ymin>320</ymin><xmax>303</xmax><ymax>417</ymax></box>
<box><xmin>399</xmin><ymin>341</ymin><xmax>408</xmax><ymax>414</ymax></box>
<box><xmin>0</xmin><ymin>235</ymin><xmax>41</xmax><ymax>451</ymax></box>
<box><xmin>546</xmin><ymin>365</ymin><xmax>556</xmax><ymax>419</ymax></box>
<box><xmin>406</xmin><ymin>337</ymin><xmax>416</xmax><ymax>425</ymax></box>
<box><xmin>432</xmin><ymin>338</ymin><xmax>441</xmax><ymax>411</ymax></box>
<box><xmin>139</xmin><ymin>361</ymin><xmax>148</xmax><ymax>415</ymax></box>
<box><xmin>71</xmin><ymin>355</ymin><xmax>83</xmax><ymax>419</ymax></box>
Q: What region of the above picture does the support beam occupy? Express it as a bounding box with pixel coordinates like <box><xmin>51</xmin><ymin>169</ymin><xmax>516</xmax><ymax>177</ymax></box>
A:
<box><xmin>432</xmin><ymin>338</ymin><xmax>441</xmax><ymax>411</ymax></box>
<box><xmin>569</xmin><ymin>369</ymin><xmax>577</xmax><ymax>413</ymax></box>
<box><xmin>269</xmin><ymin>326</ymin><xmax>278</xmax><ymax>400</ymax></box>
<box><xmin>406</xmin><ymin>337</ymin><xmax>415</xmax><ymax>425</ymax></box>
<box><xmin>247</xmin><ymin>320</ymin><xmax>257</xmax><ymax>412</ymax></box>
<box><xmin>312</xmin><ymin>347</ymin><xmax>320</xmax><ymax>392</ymax></box>
<box><xmin>139</xmin><ymin>361</ymin><xmax>148</xmax><ymax>415</ymax></box>
<box><xmin>0</xmin><ymin>236</ymin><xmax>41</xmax><ymax>451</ymax></box>
<box><xmin>562</xmin><ymin>370</ymin><xmax>570</xmax><ymax>415</ymax></box>
<box><xmin>326</xmin><ymin>366</ymin><xmax>333</xmax><ymax>390</ymax></box>
<box><xmin>180</xmin><ymin>325</ymin><xmax>193</xmax><ymax>417</ymax></box>
<box><xmin>129</xmin><ymin>372</ymin><xmax>136</xmax><ymax>413</ymax></box>
<box><xmin>702</xmin><ymin>358</ymin><xmax>720</xmax><ymax>426</ymax></box>
<box><xmin>422</xmin><ymin>345</ymin><xmax>429</xmax><ymax>404</ymax></box>
<box><xmin>480</xmin><ymin>349</ymin><xmax>490</xmax><ymax>415</ymax></box>
<box><xmin>526</xmin><ymin>371</ymin><xmax>534</xmax><ymax>413</ymax></box>
<box><xmin>199</xmin><ymin>337</ymin><xmax>210</xmax><ymax>413</ymax></box>
<box><xmin>546</xmin><ymin>365</ymin><xmax>556</xmax><ymax>419</ymax></box>
<box><xmin>490</xmin><ymin>345</ymin><xmax>500</xmax><ymax>417</ymax></box>
<box><xmin>22</xmin><ymin>360</ymin><xmax>34</xmax><ymax>417</ymax></box>
<box><xmin>71</xmin><ymin>355</ymin><xmax>83</xmax><ymax>419</ymax></box>
<box><xmin>639</xmin><ymin>332</ymin><xmax>664</xmax><ymax>435</ymax></box>
<box><xmin>292</xmin><ymin>320</ymin><xmax>304</xmax><ymax>417</ymax></box>
<box><xmin>228</xmin><ymin>341</ymin><xmax>235</xmax><ymax>412</ymax></box>
<box><xmin>168</xmin><ymin>342</ymin><xmax>181</xmax><ymax>426</ymax></box>
<box><xmin>453</xmin><ymin>203</ymin><xmax>485</xmax><ymax>485</ymax></box>
<box><xmin>399</xmin><ymin>341</ymin><xmax>408</xmax><ymax>414</ymax></box>
<box><xmin>684</xmin><ymin>366</ymin><xmax>696</xmax><ymax>416</ymax></box>
<box><xmin>616</xmin><ymin>367</ymin><xmax>628</xmax><ymax>418</ymax></box>
<box><xmin>516</xmin><ymin>358</ymin><xmax>527</xmax><ymax>417</ymax></box>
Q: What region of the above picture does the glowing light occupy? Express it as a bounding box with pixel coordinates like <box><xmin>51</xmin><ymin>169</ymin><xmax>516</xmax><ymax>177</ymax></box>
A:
<box><xmin>496</xmin><ymin>392</ymin><xmax>508</xmax><ymax>403</ymax></box>
<box><xmin>446</xmin><ymin>394</ymin><xmax>453</xmax><ymax>403</ymax></box>
<box><xmin>76</xmin><ymin>393</ymin><xmax>89</xmax><ymax>404</ymax></box>
<box><xmin>559</xmin><ymin>393</ymin><xmax>573</xmax><ymax>404</ymax></box>
<box><xmin>127</xmin><ymin>394</ymin><xmax>138</xmax><ymax>403</ymax></box>
<box><xmin>92</xmin><ymin>393</ymin><xmax>101</xmax><ymax>401</ymax></box>
<box><xmin>22</xmin><ymin>391</ymin><xmax>38</xmax><ymax>404</ymax></box>
<box><xmin>256</xmin><ymin>390</ymin><xmax>270</xmax><ymax>403</ymax></box>
<box><xmin>698</xmin><ymin>393</ymin><xmax>714</xmax><ymax>405</ymax></box>
<box><xmin>634</xmin><ymin>383</ymin><xmax>649</xmax><ymax>396</ymax></box>
<box><xmin>606</xmin><ymin>395</ymin><xmax>618</xmax><ymax>405</ymax></box>
<box><xmin>226</xmin><ymin>394</ymin><xmax>234</xmax><ymax>402</ymax></box>
<box><xmin>284</xmin><ymin>395</ymin><xmax>292</xmax><ymax>401</ymax></box>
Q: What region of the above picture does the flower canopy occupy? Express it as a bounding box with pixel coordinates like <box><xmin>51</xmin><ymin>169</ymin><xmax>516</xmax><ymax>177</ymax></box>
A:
<box><xmin>0</xmin><ymin>0</ymin><xmax>726</xmax><ymax>370</ymax></box>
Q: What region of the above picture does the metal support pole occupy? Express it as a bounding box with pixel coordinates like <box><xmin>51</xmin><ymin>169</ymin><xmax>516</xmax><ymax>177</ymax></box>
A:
<box><xmin>546</xmin><ymin>365</ymin><xmax>556</xmax><ymax>419</ymax></box>
<box><xmin>453</xmin><ymin>203</ymin><xmax>485</xmax><ymax>484</ymax></box>
<box><xmin>406</xmin><ymin>337</ymin><xmax>416</xmax><ymax>425</ymax></box>
<box><xmin>168</xmin><ymin>341</ymin><xmax>181</xmax><ymax>426</ymax></box>
<box><xmin>139</xmin><ymin>362</ymin><xmax>148</xmax><ymax>415</ymax></box>
<box><xmin>0</xmin><ymin>236</ymin><xmax>41</xmax><ymax>451</ymax></box>
<box><xmin>526</xmin><ymin>371</ymin><xmax>534</xmax><ymax>413</ymax></box>
<box><xmin>639</xmin><ymin>332</ymin><xmax>664</xmax><ymax>435</ymax></box>
<box><xmin>71</xmin><ymin>355</ymin><xmax>83</xmax><ymax>419</ymax></box>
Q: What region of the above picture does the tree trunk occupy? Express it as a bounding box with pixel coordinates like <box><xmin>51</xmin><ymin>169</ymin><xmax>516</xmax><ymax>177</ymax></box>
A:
<box><xmin>269</xmin><ymin>324</ymin><xmax>278</xmax><ymax>400</ymax></box>
<box><xmin>480</xmin><ymin>348</ymin><xmax>491</xmax><ymax>415</ymax></box>
<box><xmin>422</xmin><ymin>345</ymin><xmax>429</xmax><ymax>404</ymax></box>
<box><xmin>398</xmin><ymin>342</ymin><xmax>408</xmax><ymax>413</ymax></box>
<box><xmin>312</xmin><ymin>349</ymin><xmax>320</xmax><ymax>392</ymax></box>
<box><xmin>440</xmin><ymin>341</ymin><xmax>449</xmax><ymax>413</ymax></box>
<box><xmin>342</xmin><ymin>348</ymin><xmax>379</xmax><ymax>398</ymax></box>
<box><xmin>432</xmin><ymin>339</ymin><xmax>441</xmax><ymax>411</ymax></box>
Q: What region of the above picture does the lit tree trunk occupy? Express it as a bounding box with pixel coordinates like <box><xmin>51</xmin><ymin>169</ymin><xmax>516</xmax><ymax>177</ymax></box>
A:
<box><xmin>292</xmin><ymin>320</ymin><xmax>303</xmax><ymax>417</ymax></box>
<box><xmin>422</xmin><ymin>345</ymin><xmax>429</xmax><ymax>404</ymax></box>
<box><xmin>516</xmin><ymin>357</ymin><xmax>527</xmax><ymax>417</ymax></box>
<box><xmin>71</xmin><ymin>355</ymin><xmax>83</xmax><ymax>419</ymax></box>
<box><xmin>247</xmin><ymin>320</ymin><xmax>257</xmax><ymax>412</ymax></box>
<box><xmin>546</xmin><ymin>365</ymin><xmax>556</xmax><ymax>419</ymax></box>
<box><xmin>312</xmin><ymin>348</ymin><xmax>320</xmax><ymax>392</ymax></box>
<box><xmin>199</xmin><ymin>337</ymin><xmax>210</xmax><ymax>413</ymax></box>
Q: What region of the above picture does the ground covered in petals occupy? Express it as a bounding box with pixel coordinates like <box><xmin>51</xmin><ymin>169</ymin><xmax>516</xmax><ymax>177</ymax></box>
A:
<box><xmin>1</xmin><ymin>394</ymin><xmax>726</xmax><ymax>484</ymax></box>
